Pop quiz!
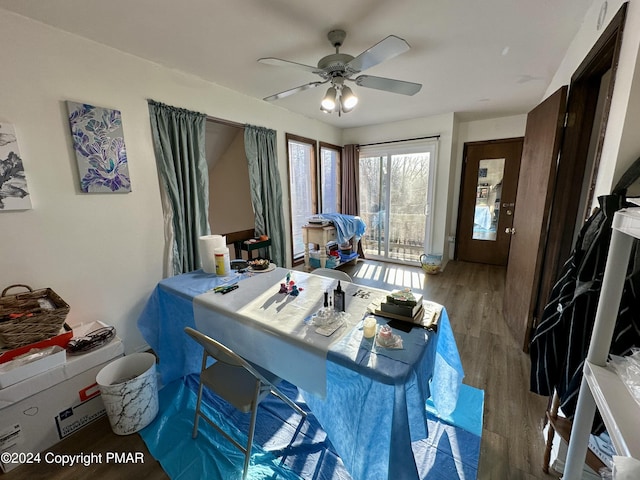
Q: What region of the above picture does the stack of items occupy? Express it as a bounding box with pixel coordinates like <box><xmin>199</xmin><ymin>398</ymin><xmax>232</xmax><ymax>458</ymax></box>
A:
<box><xmin>374</xmin><ymin>288</ymin><xmax>442</xmax><ymax>330</ymax></box>
<box><xmin>0</xmin><ymin>284</ymin><xmax>125</xmax><ymax>472</ymax></box>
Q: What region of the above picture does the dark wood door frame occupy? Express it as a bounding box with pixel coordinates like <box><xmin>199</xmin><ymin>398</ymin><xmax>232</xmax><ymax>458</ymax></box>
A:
<box><xmin>530</xmin><ymin>3</ymin><xmax>628</xmax><ymax>347</ymax></box>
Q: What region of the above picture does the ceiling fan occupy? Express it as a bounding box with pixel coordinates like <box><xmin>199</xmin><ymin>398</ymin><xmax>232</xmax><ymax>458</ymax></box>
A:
<box><xmin>258</xmin><ymin>29</ymin><xmax>422</xmax><ymax>114</ymax></box>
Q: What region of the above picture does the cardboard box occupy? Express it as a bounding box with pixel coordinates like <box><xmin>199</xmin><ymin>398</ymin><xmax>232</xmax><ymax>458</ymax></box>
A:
<box><xmin>0</xmin><ymin>345</ymin><xmax>66</xmax><ymax>389</ymax></box>
<box><xmin>542</xmin><ymin>418</ymin><xmax>607</xmax><ymax>480</ymax></box>
<box><xmin>0</xmin><ymin>322</ymin><xmax>124</xmax><ymax>472</ymax></box>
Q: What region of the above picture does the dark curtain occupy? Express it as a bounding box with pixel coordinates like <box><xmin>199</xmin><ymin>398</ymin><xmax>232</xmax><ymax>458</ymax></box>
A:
<box><xmin>148</xmin><ymin>100</ymin><xmax>209</xmax><ymax>275</ymax></box>
<box><xmin>341</xmin><ymin>144</ymin><xmax>364</xmax><ymax>258</ymax></box>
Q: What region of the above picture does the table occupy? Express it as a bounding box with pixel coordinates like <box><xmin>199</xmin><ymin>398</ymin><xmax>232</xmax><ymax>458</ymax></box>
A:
<box><xmin>302</xmin><ymin>224</ymin><xmax>337</xmax><ymax>269</ymax></box>
<box><xmin>137</xmin><ymin>268</ymin><xmax>464</xmax><ymax>480</ymax></box>
<box><xmin>233</xmin><ymin>238</ymin><xmax>271</xmax><ymax>260</ymax></box>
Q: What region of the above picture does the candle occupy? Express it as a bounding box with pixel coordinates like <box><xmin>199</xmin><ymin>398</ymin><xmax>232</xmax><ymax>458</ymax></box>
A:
<box><xmin>363</xmin><ymin>316</ymin><xmax>377</xmax><ymax>339</ymax></box>
<box><xmin>378</xmin><ymin>325</ymin><xmax>393</xmax><ymax>341</ymax></box>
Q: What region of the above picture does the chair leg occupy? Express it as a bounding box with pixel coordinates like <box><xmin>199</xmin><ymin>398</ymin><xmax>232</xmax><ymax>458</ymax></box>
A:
<box><xmin>242</xmin><ymin>387</ymin><xmax>261</xmax><ymax>480</ymax></box>
<box><xmin>543</xmin><ymin>391</ymin><xmax>559</xmax><ymax>474</ymax></box>
<box><xmin>270</xmin><ymin>385</ymin><xmax>307</xmax><ymax>419</ymax></box>
<box><xmin>192</xmin><ymin>381</ymin><xmax>205</xmax><ymax>439</ymax></box>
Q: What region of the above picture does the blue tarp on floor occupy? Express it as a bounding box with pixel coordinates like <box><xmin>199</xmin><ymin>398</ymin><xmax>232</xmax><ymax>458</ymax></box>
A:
<box><xmin>139</xmin><ymin>375</ymin><xmax>483</xmax><ymax>480</ymax></box>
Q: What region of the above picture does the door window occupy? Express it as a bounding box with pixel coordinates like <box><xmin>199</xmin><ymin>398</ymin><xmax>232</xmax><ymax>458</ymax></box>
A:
<box><xmin>472</xmin><ymin>158</ymin><xmax>505</xmax><ymax>241</ymax></box>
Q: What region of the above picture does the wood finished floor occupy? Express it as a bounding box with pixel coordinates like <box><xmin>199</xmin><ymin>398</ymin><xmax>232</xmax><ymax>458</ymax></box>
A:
<box><xmin>4</xmin><ymin>260</ymin><xmax>558</xmax><ymax>480</ymax></box>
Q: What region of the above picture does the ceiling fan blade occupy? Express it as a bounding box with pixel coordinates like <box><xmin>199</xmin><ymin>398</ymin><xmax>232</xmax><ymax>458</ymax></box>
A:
<box><xmin>263</xmin><ymin>81</ymin><xmax>326</xmax><ymax>101</ymax></box>
<box><xmin>258</xmin><ymin>57</ymin><xmax>320</xmax><ymax>75</ymax></box>
<box><xmin>347</xmin><ymin>35</ymin><xmax>411</xmax><ymax>73</ymax></box>
<box><xmin>355</xmin><ymin>75</ymin><xmax>422</xmax><ymax>95</ymax></box>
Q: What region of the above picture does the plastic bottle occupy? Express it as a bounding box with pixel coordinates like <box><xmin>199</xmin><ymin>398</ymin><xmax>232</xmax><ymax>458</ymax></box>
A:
<box><xmin>334</xmin><ymin>281</ymin><xmax>345</xmax><ymax>312</ymax></box>
<box><xmin>214</xmin><ymin>247</ymin><xmax>231</xmax><ymax>276</ymax></box>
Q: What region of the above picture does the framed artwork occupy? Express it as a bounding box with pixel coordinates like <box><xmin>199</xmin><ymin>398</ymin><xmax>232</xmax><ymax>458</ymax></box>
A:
<box><xmin>66</xmin><ymin>101</ymin><xmax>131</xmax><ymax>193</ymax></box>
<box><xmin>0</xmin><ymin>122</ymin><xmax>32</xmax><ymax>210</ymax></box>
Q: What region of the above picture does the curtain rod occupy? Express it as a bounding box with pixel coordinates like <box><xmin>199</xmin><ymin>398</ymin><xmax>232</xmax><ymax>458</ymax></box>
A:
<box><xmin>206</xmin><ymin>116</ymin><xmax>244</xmax><ymax>129</ymax></box>
<box><xmin>358</xmin><ymin>134</ymin><xmax>440</xmax><ymax>147</ymax></box>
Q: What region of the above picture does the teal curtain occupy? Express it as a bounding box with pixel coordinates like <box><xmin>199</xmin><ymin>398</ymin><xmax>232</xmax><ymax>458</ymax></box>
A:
<box><xmin>244</xmin><ymin>125</ymin><xmax>286</xmax><ymax>267</ymax></box>
<box><xmin>148</xmin><ymin>100</ymin><xmax>209</xmax><ymax>275</ymax></box>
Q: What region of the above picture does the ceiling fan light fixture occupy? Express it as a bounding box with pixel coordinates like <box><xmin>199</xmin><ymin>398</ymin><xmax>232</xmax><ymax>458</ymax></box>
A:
<box><xmin>260</xmin><ymin>29</ymin><xmax>422</xmax><ymax>117</ymax></box>
<box><xmin>341</xmin><ymin>85</ymin><xmax>358</xmax><ymax>111</ymax></box>
<box><xmin>321</xmin><ymin>87</ymin><xmax>337</xmax><ymax>111</ymax></box>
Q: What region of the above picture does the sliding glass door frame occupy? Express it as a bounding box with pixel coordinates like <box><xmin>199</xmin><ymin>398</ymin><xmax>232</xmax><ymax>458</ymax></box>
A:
<box><xmin>359</xmin><ymin>139</ymin><xmax>438</xmax><ymax>265</ymax></box>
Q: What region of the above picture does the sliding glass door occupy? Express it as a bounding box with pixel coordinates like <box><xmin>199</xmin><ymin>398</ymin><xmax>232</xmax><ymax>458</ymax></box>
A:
<box><xmin>359</xmin><ymin>139</ymin><xmax>437</xmax><ymax>263</ymax></box>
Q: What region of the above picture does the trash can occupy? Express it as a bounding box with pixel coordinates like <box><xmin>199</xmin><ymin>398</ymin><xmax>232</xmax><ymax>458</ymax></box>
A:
<box><xmin>96</xmin><ymin>352</ymin><xmax>159</xmax><ymax>435</ymax></box>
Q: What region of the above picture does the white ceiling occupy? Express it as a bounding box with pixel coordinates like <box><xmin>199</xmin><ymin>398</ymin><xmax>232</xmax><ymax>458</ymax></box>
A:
<box><xmin>0</xmin><ymin>0</ymin><xmax>593</xmax><ymax>129</ymax></box>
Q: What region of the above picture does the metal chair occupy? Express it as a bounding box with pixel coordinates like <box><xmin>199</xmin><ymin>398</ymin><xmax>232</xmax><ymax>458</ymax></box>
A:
<box><xmin>311</xmin><ymin>267</ymin><xmax>353</xmax><ymax>282</ymax></box>
<box><xmin>184</xmin><ymin>327</ymin><xmax>307</xmax><ymax>480</ymax></box>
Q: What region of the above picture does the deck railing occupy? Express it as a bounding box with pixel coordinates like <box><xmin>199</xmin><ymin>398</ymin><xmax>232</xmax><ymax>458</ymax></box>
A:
<box><xmin>360</xmin><ymin>211</ymin><xmax>425</xmax><ymax>262</ymax></box>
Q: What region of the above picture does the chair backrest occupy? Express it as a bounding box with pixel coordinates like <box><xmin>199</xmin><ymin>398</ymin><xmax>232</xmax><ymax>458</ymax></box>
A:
<box><xmin>185</xmin><ymin>327</ymin><xmax>247</xmax><ymax>368</ymax></box>
<box><xmin>312</xmin><ymin>268</ymin><xmax>352</xmax><ymax>282</ymax></box>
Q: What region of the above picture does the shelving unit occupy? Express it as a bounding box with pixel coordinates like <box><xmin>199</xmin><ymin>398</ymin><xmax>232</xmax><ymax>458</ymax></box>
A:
<box><xmin>584</xmin><ymin>362</ymin><xmax>640</xmax><ymax>457</ymax></box>
<box><xmin>563</xmin><ymin>207</ymin><xmax>640</xmax><ymax>479</ymax></box>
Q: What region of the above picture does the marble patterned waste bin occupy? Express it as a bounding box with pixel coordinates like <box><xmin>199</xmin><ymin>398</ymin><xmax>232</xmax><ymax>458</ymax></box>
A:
<box><xmin>96</xmin><ymin>352</ymin><xmax>159</xmax><ymax>435</ymax></box>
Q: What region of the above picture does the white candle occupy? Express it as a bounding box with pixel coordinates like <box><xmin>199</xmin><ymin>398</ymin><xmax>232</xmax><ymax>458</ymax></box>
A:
<box><xmin>363</xmin><ymin>316</ymin><xmax>377</xmax><ymax>338</ymax></box>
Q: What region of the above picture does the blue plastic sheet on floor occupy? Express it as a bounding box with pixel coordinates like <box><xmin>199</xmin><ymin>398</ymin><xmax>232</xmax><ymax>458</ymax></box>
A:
<box><xmin>426</xmin><ymin>383</ymin><xmax>485</xmax><ymax>437</ymax></box>
<box><xmin>139</xmin><ymin>375</ymin><xmax>483</xmax><ymax>480</ymax></box>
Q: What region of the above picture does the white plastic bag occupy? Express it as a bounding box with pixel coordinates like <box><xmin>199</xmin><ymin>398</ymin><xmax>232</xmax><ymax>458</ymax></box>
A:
<box><xmin>609</xmin><ymin>348</ymin><xmax>640</xmax><ymax>408</ymax></box>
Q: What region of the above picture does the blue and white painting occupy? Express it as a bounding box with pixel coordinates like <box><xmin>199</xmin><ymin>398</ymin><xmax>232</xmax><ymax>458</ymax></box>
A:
<box><xmin>67</xmin><ymin>101</ymin><xmax>131</xmax><ymax>193</ymax></box>
<box><xmin>0</xmin><ymin>122</ymin><xmax>32</xmax><ymax>210</ymax></box>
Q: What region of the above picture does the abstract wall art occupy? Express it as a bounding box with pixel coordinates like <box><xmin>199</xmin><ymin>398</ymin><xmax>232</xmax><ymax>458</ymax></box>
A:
<box><xmin>0</xmin><ymin>122</ymin><xmax>32</xmax><ymax>210</ymax></box>
<box><xmin>66</xmin><ymin>101</ymin><xmax>131</xmax><ymax>193</ymax></box>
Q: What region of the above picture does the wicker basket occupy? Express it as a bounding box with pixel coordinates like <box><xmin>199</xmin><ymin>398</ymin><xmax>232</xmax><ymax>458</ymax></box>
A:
<box><xmin>0</xmin><ymin>284</ymin><xmax>70</xmax><ymax>349</ymax></box>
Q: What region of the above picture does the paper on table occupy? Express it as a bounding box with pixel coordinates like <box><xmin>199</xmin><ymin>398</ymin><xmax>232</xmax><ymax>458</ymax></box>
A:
<box><xmin>193</xmin><ymin>268</ymin><xmax>369</xmax><ymax>396</ymax></box>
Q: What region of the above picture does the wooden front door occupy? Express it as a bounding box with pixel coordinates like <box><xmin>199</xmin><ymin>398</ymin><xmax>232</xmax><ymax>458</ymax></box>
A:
<box><xmin>456</xmin><ymin>138</ymin><xmax>523</xmax><ymax>265</ymax></box>
<box><xmin>503</xmin><ymin>86</ymin><xmax>567</xmax><ymax>348</ymax></box>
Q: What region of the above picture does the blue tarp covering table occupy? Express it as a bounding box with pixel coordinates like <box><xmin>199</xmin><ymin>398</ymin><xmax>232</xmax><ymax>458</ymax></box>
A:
<box><xmin>137</xmin><ymin>270</ymin><xmax>247</xmax><ymax>385</ymax></box>
<box><xmin>137</xmin><ymin>269</ymin><xmax>464</xmax><ymax>480</ymax></box>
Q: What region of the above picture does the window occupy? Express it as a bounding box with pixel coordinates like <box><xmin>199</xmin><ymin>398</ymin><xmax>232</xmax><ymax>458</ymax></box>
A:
<box><xmin>320</xmin><ymin>142</ymin><xmax>341</xmax><ymax>214</ymax></box>
<box><xmin>286</xmin><ymin>134</ymin><xmax>317</xmax><ymax>263</ymax></box>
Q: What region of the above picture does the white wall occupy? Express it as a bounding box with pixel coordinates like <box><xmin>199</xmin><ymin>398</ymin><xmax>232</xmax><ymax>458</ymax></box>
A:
<box><xmin>0</xmin><ymin>10</ymin><xmax>341</xmax><ymax>353</ymax></box>
<box><xmin>208</xmin><ymin>130</ymin><xmax>255</xmax><ymax>236</ymax></box>
<box><xmin>546</xmin><ymin>0</ymin><xmax>640</xmax><ymax>199</ymax></box>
